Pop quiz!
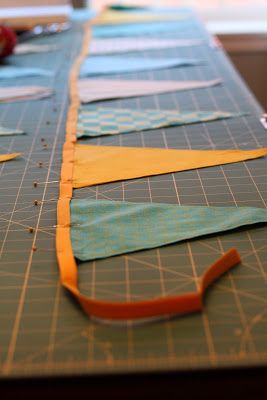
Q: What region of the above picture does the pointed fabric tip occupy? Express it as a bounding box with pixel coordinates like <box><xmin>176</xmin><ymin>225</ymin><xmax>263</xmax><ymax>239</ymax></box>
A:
<box><xmin>0</xmin><ymin>126</ymin><xmax>24</xmax><ymax>136</ymax></box>
<box><xmin>89</xmin><ymin>38</ymin><xmax>203</xmax><ymax>55</ymax></box>
<box><xmin>93</xmin><ymin>21</ymin><xmax>192</xmax><ymax>38</ymax></box>
<box><xmin>0</xmin><ymin>153</ymin><xmax>20</xmax><ymax>163</ymax></box>
<box><xmin>79</xmin><ymin>56</ymin><xmax>202</xmax><ymax>77</ymax></box>
<box><xmin>0</xmin><ymin>86</ymin><xmax>53</xmax><ymax>103</ymax></box>
<box><xmin>15</xmin><ymin>44</ymin><xmax>60</xmax><ymax>55</ymax></box>
<box><xmin>0</xmin><ymin>67</ymin><xmax>53</xmax><ymax>79</ymax></box>
<box><xmin>78</xmin><ymin>78</ymin><xmax>222</xmax><ymax>104</ymax></box>
<box><xmin>77</xmin><ymin>108</ymin><xmax>246</xmax><ymax>138</ymax></box>
<box><xmin>72</xmin><ymin>144</ymin><xmax>267</xmax><ymax>188</ymax></box>
<box><xmin>70</xmin><ymin>200</ymin><xmax>267</xmax><ymax>261</ymax></box>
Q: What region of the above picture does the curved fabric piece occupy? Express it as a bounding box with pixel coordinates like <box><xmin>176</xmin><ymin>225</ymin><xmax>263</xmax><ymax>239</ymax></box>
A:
<box><xmin>89</xmin><ymin>38</ymin><xmax>203</xmax><ymax>55</ymax></box>
<box><xmin>93</xmin><ymin>21</ymin><xmax>191</xmax><ymax>38</ymax></box>
<box><xmin>0</xmin><ymin>67</ymin><xmax>53</xmax><ymax>79</ymax></box>
<box><xmin>77</xmin><ymin>108</ymin><xmax>246</xmax><ymax>138</ymax></box>
<box><xmin>73</xmin><ymin>144</ymin><xmax>267</xmax><ymax>188</ymax></box>
<box><xmin>0</xmin><ymin>86</ymin><xmax>53</xmax><ymax>103</ymax></box>
<box><xmin>80</xmin><ymin>56</ymin><xmax>202</xmax><ymax>77</ymax></box>
<box><xmin>71</xmin><ymin>200</ymin><xmax>267</xmax><ymax>261</ymax></box>
<box><xmin>94</xmin><ymin>9</ymin><xmax>188</xmax><ymax>25</ymax></box>
<box><xmin>0</xmin><ymin>126</ymin><xmax>24</xmax><ymax>136</ymax></box>
<box><xmin>62</xmin><ymin>248</ymin><xmax>240</xmax><ymax>320</ymax></box>
<box><xmin>0</xmin><ymin>153</ymin><xmax>20</xmax><ymax>162</ymax></box>
<box><xmin>78</xmin><ymin>78</ymin><xmax>222</xmax><ymax>104</ymax></box>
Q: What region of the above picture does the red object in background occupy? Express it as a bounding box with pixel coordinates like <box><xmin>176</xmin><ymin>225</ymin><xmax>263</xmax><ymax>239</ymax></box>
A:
<box><xmin>0</xmin><ymin>25</ymin><xmax>17</xmax><ymax>58</ymax></box>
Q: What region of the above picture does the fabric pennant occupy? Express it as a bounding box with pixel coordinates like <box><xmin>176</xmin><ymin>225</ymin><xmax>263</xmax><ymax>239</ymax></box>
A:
<box><xmin>94</xmin><ymin>9</ymin><xmax>188</xmax><ymax>25</ymax></box>
<box><xmin>78</xmin><ymin>78</ymin><xmax>221</xmax><ymax>104</ymax></box>
<box><xmin>0</xmin><ymin>67</ymin><xmax>53</xmax><ymax>79</ymax></box>
<box><xmin>80</xmin><ymin>56</ymin><xmax>202</xmax><ymax>77</ymax></box>
<box><xmin>0</xmin><ymin>86</ymin><xmax>53</xmax><ymax>103</ymax></box>
<box><xmin>0</xmin><ymin>153</ymin><xmax>20</xmax><ymax>162</ymax></box>
<box><xmin>73</xmin><ymin>144</ymin><xmax>267</xmax><ymax>188</ymax></box>
<box><xmin>0</xmin><ymin>125</ymin><xmax>24</xmax><ymax>136</ymax></box>
<box><xmin>93</xmin><ymin>21</ymin><xmax>192</xmax><ymax>38</ymax></box>
<box><xmin>71</xmin><ymin>199</ymin><xmax>267</xmax><ymax>261</ymax></box>
<box><xmin>77</xmin><ymin>107</ymin><xmax>246</xmax><ymax>138</ymax></box>
<box><xmin>89</xmin><ymin>37</ymin><xmax>203</xmax><ymax>55</ymax></box>
<box><xmin>15</xmin><ymin>43</ymin><xmax>60</xmax><ymax>55</ymax></box>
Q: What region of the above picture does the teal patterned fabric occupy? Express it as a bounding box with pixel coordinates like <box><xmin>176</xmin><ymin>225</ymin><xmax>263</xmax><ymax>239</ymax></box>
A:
<box><xmin>70</xmin><ymin>199</ymin><xmax>267</xmax><ymax>261</ymax></box>
<box><xmin>77</xmin><ymin>107</ymin><xmax>246</xmax><ymax>138</ymax></box>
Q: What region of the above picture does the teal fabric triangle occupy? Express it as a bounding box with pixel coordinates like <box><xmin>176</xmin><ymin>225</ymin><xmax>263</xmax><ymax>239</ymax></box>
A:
<box><xmin>77</xmin><ymin>107</ymin><xmax>246</xmax><ymax>138</ymax></box>
<box><xmin>70</xmin><ymin>199</ymin><xmax>267</xmax><ymax>261</ymax></box>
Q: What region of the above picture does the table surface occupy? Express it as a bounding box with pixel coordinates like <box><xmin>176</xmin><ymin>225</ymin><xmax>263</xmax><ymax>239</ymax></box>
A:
<box><xmin>1</xmin><ymin>10</ymin><xmax>267</xmax><ymax>380</ymax></box>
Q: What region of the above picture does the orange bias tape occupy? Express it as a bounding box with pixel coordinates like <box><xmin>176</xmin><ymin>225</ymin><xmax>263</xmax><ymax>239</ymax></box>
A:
<box><xmin>56</xmin><ymin>20</ymin><xmax>241</xmax><ymax>321</ymax></box>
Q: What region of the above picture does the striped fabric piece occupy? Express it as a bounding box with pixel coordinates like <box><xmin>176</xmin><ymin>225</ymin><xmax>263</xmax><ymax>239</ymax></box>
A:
<box><xmin>79</xmin><ymin>56</ymin><xmax>202</xmax><ymax>77</ymax></box>
<box><xmin>77</xmin><ymin>107</ymin><xmax>246</xmax><ymax>138</ymax></box>
<box><xmin>71</xmin><ymin>199</ymin><xmax>267</xmax><ymax>261</ymax></box>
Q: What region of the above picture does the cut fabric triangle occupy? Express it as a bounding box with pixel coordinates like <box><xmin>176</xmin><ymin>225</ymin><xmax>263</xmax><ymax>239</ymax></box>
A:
<box><xmin>0</xmin><ymin>86</ymin><xmax>53</xmax><ymax>103</ymax></box>
<box><xmin>71</xmin><ymin>199</ymin><xmax>267</xmax><ymax>261</ymax></box>
<box><xmin>0</xmin><ymin>153</ymin><xmax>20</xmax><ymax>162</ymax></box>
<box><xmin>89</xmin><ymin>37</ymin><xmax>203</xmax><ymax>55</ymax></box>
<box><xmin>0</xmin><ymin>67</ymin><xmax>53</xmax><ymax>79</ymax></box>
<box><xmin>0</xmin><ymin>126</ymin><xmax>24</xmax><ymax>136</ymax></box>
<box><xmin>78</xmin><ymin>78</ymin><xmax>221</xmax><ymax>103</ymax></box>
<box><xmin>94</xmin><ymin>9</ymin><xmax>188</xmax><ymax>25</ymax></box>
<box><xmin>73</xmin><ymin>144</ymin><xmax>267</xmax><ymax>188</ymax></box>
<box><xmin>15</xmin><ymin>43</ymin><xmax>60</xmax><ymax>55</ymax></box>
<box><xmin>93</xmin><ymin>21</ymin><xmax>192</xmax><ymax>38</ymax></box>
<box><xmin>77</xmin><ymin>107</ymin><xmax>246</xmax><ymax>138</ymax></box>
<box><xmin>80</xmin><ymin>56</ymin><xmax>202</xmax><ymax>77</ymax></box>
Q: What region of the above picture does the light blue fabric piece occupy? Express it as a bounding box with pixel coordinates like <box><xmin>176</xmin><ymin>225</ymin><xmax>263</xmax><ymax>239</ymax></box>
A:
<box><xmin>70</xmin><ymin>199</ymin><xmax>267</xmax><ymax>261</ymax></box>
<box><xmin>0</xmin><ymin>126</ymin><xmax>25</xmax><ymax>136</ymax></box>
<box><xmin>0</xmin><ymin>67</ymin><xmax>53</xmax><ymax>79</ymax></box>
<box><xmin>93</xmin><ymin>21</ymin><xmax>192</xmax><ymax>38</ymax></box>
<box><xmin>70</xmin><ymin>9</ymin><xmax>97</xmax><ymax>22</ymax></box>
<box><xmin>80</xmin><ymin>56</ymin><xmax>201</xmax><ymax>77</ymax></box>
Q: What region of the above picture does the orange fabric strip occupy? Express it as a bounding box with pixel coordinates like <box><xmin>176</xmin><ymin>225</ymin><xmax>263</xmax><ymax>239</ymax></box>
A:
<box><xmin>0</xmin><ymin>153</ymin><xmax>20</xmax><ymax>163</ymax></box>
<box><xmin>56</xmin><ymin>20</ymin><xmax>242</xmax><ymax>321</ymax></box>
<box><xmin>73</xmin><ymin>144</ymin><xmax>267</xmax><ymax>189</ymax></box>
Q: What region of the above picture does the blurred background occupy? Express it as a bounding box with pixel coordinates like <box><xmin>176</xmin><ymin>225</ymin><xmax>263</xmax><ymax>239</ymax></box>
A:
<box><xmin>80</xmin><ymin>0</ymin><xmax>267</xmax><ymax>110</ymax></box>
<box><xmin>2</xmin><ymin>0</ymin><xmax>266</xmax><ymax>108</ymax></box>
<box><xmin>81</xmin><ymin>0</ymin><xmax>267</xmax><ymax>109</ymax></box>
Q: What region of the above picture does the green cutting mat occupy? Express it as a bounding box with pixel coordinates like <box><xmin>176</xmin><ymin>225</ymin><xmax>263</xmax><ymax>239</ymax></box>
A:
<box><xmin>1</xmin><ymin>11</ymin><xmax>267</xmax><ymax>378</ymax></box>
